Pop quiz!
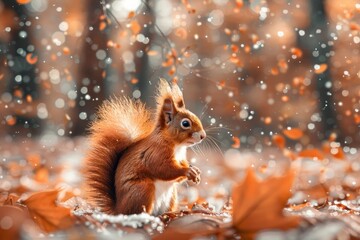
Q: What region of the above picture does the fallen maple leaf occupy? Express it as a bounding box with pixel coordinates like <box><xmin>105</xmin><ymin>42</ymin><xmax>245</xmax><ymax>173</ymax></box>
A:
<box><xmin>99</xmin><ymin>21</ymin><xmax>107</xmax><ymax>31</ymax></box>
<box><xmin>283</xmin><ymin>128</ymin><xmax>303</xmax><ymax>140</ymax></box>
<box><xmin>0</xmin><ymin>205</ymin><xmax>31</xmax><ymax>240</ymax></box>
<box><xmin>232</xmin><ymin>169</ymin><xmax>300</xmax><ymax>237</ymax></box>
<box><xmin>130</xmin><ymin>20</ymin><xmax>141</xmax><ymax>35</ymax></box>
<box><xmin>322</xmin><ymin>141</ymin><xmax>345</xmax><ymax>160</ymax></box>
<box><xmin>25</xmin><ymin>53</ymin><xmax>38</xmax><ymax>65</ymax></box>
<box><xmin>16</xmin><ymin>0</ymin><xmax>31</xmax><ymax>4</ymax></box>
<box><xmin>231</xmin><ymin>136</ymin><xmax>240</xmax><ymax>148</ymax></box>
<box><xmin>3</xmin><ymin>193</ymin><xmax>20</xmax><ymax>206</ymax></box>
<box><xmin>298</xmin><ymin>149</ymin><xmax>324</xmax><ymax>160</ymax></box>
<box><xmin>22</xmin><ymin>189</ymin><xmax>75</xmax><ymax>233</ymax></box>
<box><xmin>314</xmin><ymin>63</ymin><xmax>328</xmax><ymax>74</ymax></box>
<box><xmin>272</xmin><ymin>134</ymin><xmax>285</xmax><ymax>149</ymax></box>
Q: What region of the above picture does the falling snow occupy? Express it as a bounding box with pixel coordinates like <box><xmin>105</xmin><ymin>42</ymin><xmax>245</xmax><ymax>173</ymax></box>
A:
<box><xmin>0</xmin><ymin>0</ymin><xmax>360</xmax><ymax>239</ymax></box>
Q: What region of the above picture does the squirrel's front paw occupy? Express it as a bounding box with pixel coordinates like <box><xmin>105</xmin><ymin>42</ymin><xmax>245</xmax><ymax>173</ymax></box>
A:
<box><xmin>186</xmin><ymin>165</ymin><xmax>201</xmax><ymax>184</ymax></box>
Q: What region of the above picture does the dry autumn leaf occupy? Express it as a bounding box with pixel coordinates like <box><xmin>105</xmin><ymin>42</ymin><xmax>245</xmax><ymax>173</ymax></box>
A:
<box><xmin>322</xmin><ymin>142</ymin><xmax>345</xmax><ymax>160</ymax></box>
<box><xmin>130</xmin><ymin>77</ymin><xmax>139</xmax><ymax>84</ymax></box>
<box><xmin>272</xmin><ymin>134</ymin><xmax>285</xmax><ymax>149</ymax></box>
<box><xmin>290</xmin><ymin>47</ymin><xmax>303</xmax><ymax>58</ymax></box>
<box><xmin>3</xmin><ymin>193</ymin><xmax>20</xmax><ymax>206</ymax></box>
<box><xmin>26</xmin><ymin>94</ymin><xmax>33</xmax><ymax>102</ymax></box>
<box><xmin>5</xmin><ymin>115</ymin><xmax>17</xmax><ymax>126</ymax></box>
<box><xmin>22</xmin><ymin>189</ymin><xmax>75</xmax><ymax>233</ymax></box>
<box><xmin>278</xmin><ymin>59</ymin><xmax>288</xmax><ymax>73</ymax></box>
<box><xmin>147</xmin><ymin>50</ymin><xmax>158</xmax><ymax>56</ymax></box>
<box><xmin>232</xmin><ymin>169</ymin><xmax>300</xmax><ymax>236</ymax></box>
<box><xmin>298</xmin><ymin>149</ymin><xmax>324</xmax><ymax>160</ymax></box>
<box><xmin>62</xmin><ymin>46</ymin><xmax>70</xmax><ymax>55</ymax></box>
<box><xmin>236</xmin><ymin>0</ymin><xmax>244</xmax><ymax>8</ymax></box>
<box><xmin>0</xmin><ymin>205</ymin><xmax>30</xmax><ymax>240</ymax></box>
<box><xmin>283</xmin><ymin>128</ymin><xmax>303</xmax><ymax>140</ymax></box>
<box><xmin>127</xmin><ymin>11</ymin><xmax>135</xmax><ymax>19</ymax></box>
<box><xmin>130</xmin><ymin>20</ymin><xmax>141</xmax><ymax>35</ymax></box>
<box><xmin>175</xmin><ymin>27</ymin><xmax>187</xmax><ymax>39</ymax></box>
<box><xmin>25</xmin><ymin>53</ymin><xmax>38</xmax><ymax>65</ymax></box>
<box><xmin>16</xmin><ymin>0</ymin><xmax>31</xmax><ymax>4</ymax></box>
<box><xmin>349</xmin><ymin>22</ymin><xmax>360</xmax><ymax>31</ymax></box>
<box><xmin>283</xmin><ymin>149</ymin><xmax>297</xmax><ymax>161</ymax></box>
<box><xmin>314</xmin><ymin>63</ymin><xmax>328</xmax><ymax>74</ymax></box>
<box><xmin>34</xmin><ymin>167</ymin><xmax>49</xmax><ymax>183</ymax></box>
<box><xmin>263</xmin><ymin>116</ymin><xmax>272</xmax><ymax>125</ymax></box>
<box><xmin>232</xmin><ymin>136</ymin><xmax>240</xmax><ymax>148</ymax></box>
<box><xmin>99</xmin><ymin>21</ymin><xmax>107</xmax><ymax>31</ymax></box>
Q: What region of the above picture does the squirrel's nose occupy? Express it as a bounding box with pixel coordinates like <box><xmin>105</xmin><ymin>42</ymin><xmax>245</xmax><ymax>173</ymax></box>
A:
<box><xmin>200</xmin><ymin>130</ymin><xmax>206</xmax><ymax>140</ymax></box>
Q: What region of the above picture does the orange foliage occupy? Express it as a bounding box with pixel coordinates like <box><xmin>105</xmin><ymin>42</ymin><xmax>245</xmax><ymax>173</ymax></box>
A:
<box><xmin>232</xmin><ymin>169</ymin><xmax>300</xmax><ymax>236</ymax></box>
<box><xmin>34</xmin><ymin>167</ymin><xmax>49</xmax><ymax>183</ymax></box>
<box><xmin>26</xmin><ymin>94</ymin><xmax>33</xmax><ymax>102</ymax></box>
<box><xmin>322</xmin><ymin>142</ymin><xmax>345</xmax><ymax>160</ymax></box>
<box><xmin>182</xmin><ymin>0</ymin><xmax>196</xmax><ymax>14</ymax></box>
<box><xmin>232</xmin><ymin>136</ymin><xmax>241</xmax><ymax>148</ymax></box>
<box><xmin>354</xmin><ymin>114</ymin><xmax>360</xmax><ymax>124</ymax></box>
<box><xmin>22</xmin><ymin>190</ymin><xmax>75</xmax><ymax>233</ymax></box>
<box><xmin>130</xmin><ymin>77</ymin><xmax>139</xmax><ymax>84</ymax></box>
<box><xmin>147</xmin><ymin>50</ymin><xmax>158</xmax><ymax>56</ymax></box>
<box><xmin>167</xmin><ymin>66</ymin><xmax>175</xmax><ymax>75</ymax></box>
<box><xmin>62</xmin><ymin>47</ymin><xmax>70</xmax><ymax>55</ymax></box>
<box><xmin>6</xmin><ymin>115</ymin><xmax>17</xmax><ymax>126</ymax></box>
<box><xmin>290</xmin><ymin>48</ymin><xmax>303</xmax><ymax>58</ymax></box>
<box><xmin>283</xmin><ymin>128</ymin><xmax>303</xmax><ymax>140</ymax></box>
<box><xmin>314</xmin><ymin>63</ymin><xmax>328</xmax><ymax>74</ymax></box>
<box><xmin>349</xmin><ymin>22</ymin><xmax>360</xmax><ymax>31</ymax></box>
<box><xmin>283</xmin><ymin>149</ymin><xmax>297</xmax><ymax>161</ymax></box>
<box><xmin>99</xmin><ymin>21</ymin><xmax>107</xmax><ymax>31</ymax></box>
<box><xmin>298</xmin><ymin>149</ymin><xmax>324</xmax><ymax>160</ymax></box>
<box><xmin>16</xmin><ymin>0</ymin><xmax>31</xmax><ymax>4</ymax></box>
<box><xmin>272</xmin><ymin>134</ymin><xmax>285</xmax><ymax>149</ymax></box>
<box><xmin>271</xmin><ymin>67</ymin><xmax>279</xmax><ymax>75</ymax></box>
<box><xmin>263</xmin><ymin>117</ymin><xmax>272</xmax><ymax>125</ymax></box>
<box><xmin>27</xmin><ymin>153</ymin><xmax>41</xmax><ymax>167</ymax></box>
<box><xmin>26</xmin><ymin>53</ymin><xmax>38</xmax><ymax>65</ymax></box>
<box><xmin>236</xmin><ymin>0</ymin><xmax>244</xmax><ymax>8</ymax></box>
<box><xmin>278</xmin><ymin>59</ymin><xmax>288</xmax><ymax>73</ymax></box>
<box><xmin>127</xmin><ymin>11</ymin><xmax>135</xmax><ymax>19</ymax></box>
<box><xmin>130</xmin><ymin>20</ymin><xmax>141</xmax><ymax>35</ymax></box>
<box><xmin>175</xmin><ymin>27</ymin><xmax>188</xmax><ymax>39</ymax></box>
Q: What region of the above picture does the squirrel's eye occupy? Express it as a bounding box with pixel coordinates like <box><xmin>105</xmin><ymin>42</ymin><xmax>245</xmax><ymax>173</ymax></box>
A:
<box><xmin>180</xmin><ymin>118</ymin><xmax>191</xmax><ymax>129</ymax></box>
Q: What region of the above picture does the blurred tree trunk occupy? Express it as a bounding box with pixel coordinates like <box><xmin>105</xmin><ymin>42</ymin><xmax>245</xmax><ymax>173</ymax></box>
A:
<box><xmin>305</xmin><ymin>0</ymin><xmax>338</xmax><ymax>141</ymax></box>
<box><xmin>135</xmin><ymin>0</ymin><xmax>153</xmax><ymax>104</ymax></box>
<box><xmin>71</xmin><ymin>2</ymin><xmax>108</xmax><ymax>135</ymax></box>
<box><xmin>1</xmin><ymin>0</ymin><xmax>41</xmax><ymax>136</ymax></box>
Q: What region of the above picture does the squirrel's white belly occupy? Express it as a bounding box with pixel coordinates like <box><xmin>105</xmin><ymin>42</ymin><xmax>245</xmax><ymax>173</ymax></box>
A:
<box><xmin>153</xmin><ymin>180</ymin><xmax>176</xmax><ymax>215</ymax></box>
<box><xmin>174</xmin><ymin>145</ymin><xmax>187</xmax><ymax>164</ymax></box>
<box><xmin>152</xmin><ymin>145</ymin><xmax>187</xmax><ymax>215</ymax></box>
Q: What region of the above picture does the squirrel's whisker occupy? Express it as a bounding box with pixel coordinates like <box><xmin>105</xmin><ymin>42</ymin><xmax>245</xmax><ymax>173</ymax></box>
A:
<box><xmin>204</xmin><ymin>136</ymin><xmax>224</xmax><ymax>159</ymax></box>
<box><xmin>205</xmin><ymin>125</ymin><xmax>233</xmax><ymax>131</ymax></box>
<box><xmin>199</xmin><ymin>102</ymin><xmax>210</xmax><ymax>121</ymax></box>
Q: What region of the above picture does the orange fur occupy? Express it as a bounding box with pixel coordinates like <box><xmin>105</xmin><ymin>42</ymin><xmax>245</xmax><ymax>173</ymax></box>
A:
<box><xmin>84</xmin><ymin>79</ymin><xmax>205</xmax><ymax>215</ymax></box>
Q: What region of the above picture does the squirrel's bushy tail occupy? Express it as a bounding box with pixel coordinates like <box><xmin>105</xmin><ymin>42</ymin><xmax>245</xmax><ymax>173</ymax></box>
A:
<box><xmin>84</xmin><ymin>97</ymin><xmax>153</xmax><ymax>214</ymax></box>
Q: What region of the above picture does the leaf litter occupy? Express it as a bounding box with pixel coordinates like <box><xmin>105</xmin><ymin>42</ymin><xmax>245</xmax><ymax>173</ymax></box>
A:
<box><xmin>1</xmin><ymin>137</ymin><xmax>360</xmax><ymax>239</ymax></box>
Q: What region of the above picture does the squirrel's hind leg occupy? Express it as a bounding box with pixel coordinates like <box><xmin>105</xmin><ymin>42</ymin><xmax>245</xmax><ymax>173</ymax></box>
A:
<box><xmin>115</xmin><ymin>180</ymin><xmax>155</xmax><ymax>215</ymax></box>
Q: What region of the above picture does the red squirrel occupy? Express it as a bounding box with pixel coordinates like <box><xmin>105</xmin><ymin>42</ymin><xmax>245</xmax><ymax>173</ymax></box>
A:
<box><xmin>84</xmin><ymin>79</ymin><xmax>206</xmax><ymax>215</ymax></box>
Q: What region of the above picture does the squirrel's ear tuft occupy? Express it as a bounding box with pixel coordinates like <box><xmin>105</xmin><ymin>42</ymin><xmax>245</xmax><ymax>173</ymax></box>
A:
<box><xmin>157</xmin><ymin>78</ymin><xmax>171</xmax><ymax>97</ymax></box>
<box><xmin>156</xmin><ymin>78</ymin><xmax>184</xmax><ymax>126</ymax></box>
<box><xmin>162</xmin><ymin>97</ymin><xmax>176</xmax><ymax>125</ymax></box>
<box><xmin>171</xmin><ymin>82</ymin><xmax>185</xmax><ymax>109</ymax></box>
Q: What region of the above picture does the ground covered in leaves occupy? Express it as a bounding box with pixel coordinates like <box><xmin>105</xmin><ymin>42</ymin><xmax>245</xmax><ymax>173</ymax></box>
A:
<box><xmin>1</xmin><ymin>135</ymin><xmax>360</xmax><ymax>240</ymax></box>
